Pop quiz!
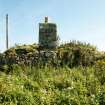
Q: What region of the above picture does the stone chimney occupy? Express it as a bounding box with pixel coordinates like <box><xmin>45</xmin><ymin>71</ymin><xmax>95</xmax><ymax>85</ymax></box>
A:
<box><xmin>45</xmin><ymin>17</ymin><xmax>48</xmax><ymax>23</ymax></box>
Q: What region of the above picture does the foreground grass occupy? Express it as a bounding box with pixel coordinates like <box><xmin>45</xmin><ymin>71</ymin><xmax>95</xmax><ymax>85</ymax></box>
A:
<box><xmin>0</xmin><ymin>65</ymin><xmax>105</xmax><ymax>105</ymax></box>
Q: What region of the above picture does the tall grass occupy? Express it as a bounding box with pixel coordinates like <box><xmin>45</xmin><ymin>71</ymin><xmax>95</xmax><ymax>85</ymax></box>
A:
<box><xmin>0</xmin><ymin>64</ymin><xmax>105</xmax><ymax>105</ymax></box>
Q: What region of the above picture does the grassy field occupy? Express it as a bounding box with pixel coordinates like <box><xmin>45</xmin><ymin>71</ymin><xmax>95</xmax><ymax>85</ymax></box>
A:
<box><xmin>0</xmin><ymin>64</ymin><xmax>105</xmax><ymax>105</ymax></box>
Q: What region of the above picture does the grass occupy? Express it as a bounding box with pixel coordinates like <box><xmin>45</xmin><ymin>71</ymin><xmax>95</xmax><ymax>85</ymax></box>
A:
<box><xmin>0</xmin><ymin>65</ymin><xmax>105</xmax><ymax>105</ymax></box>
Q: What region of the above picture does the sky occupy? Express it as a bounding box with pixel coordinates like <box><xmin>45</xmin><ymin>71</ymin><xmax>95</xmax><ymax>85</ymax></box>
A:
<box><xmin>0</xmin><ymin>0</ymin><xmax>105</xmax><ymax>52</ymax></box>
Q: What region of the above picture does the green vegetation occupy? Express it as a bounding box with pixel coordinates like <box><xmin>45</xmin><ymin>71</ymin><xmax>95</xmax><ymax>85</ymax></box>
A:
<box><xmin>0</xmin><ymin>65</ymin><xmax>105</xmax><ymax>105</ymax></box>
<box><xmin>0</xmin><ymin>41</ymin><xmax>105</xmax><ymax>105</ymax></box>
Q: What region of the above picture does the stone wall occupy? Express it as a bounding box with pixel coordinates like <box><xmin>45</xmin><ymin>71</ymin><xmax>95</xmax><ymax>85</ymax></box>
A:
<box><xmin>0</xmin><ymin>51</ymin><xmax>59</xmax><ymax>67</ymax></box>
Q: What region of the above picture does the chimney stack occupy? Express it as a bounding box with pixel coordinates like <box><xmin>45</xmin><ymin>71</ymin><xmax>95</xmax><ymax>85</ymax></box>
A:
<box><xmin>45</xmin><ymin>17</ymin><xmax>48</xmax><ymax>23</ymax></box>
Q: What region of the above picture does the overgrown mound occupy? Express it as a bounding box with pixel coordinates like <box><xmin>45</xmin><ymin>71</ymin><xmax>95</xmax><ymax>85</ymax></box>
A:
<box><xmin>0</xmin><ymin>41</ymin><xmax>105</xmax><ymax>105</ymax></box>
<box><xmin>0</xmin><ymin>41</ymin><xmax>104</xmax><ymax>69</ymax></box>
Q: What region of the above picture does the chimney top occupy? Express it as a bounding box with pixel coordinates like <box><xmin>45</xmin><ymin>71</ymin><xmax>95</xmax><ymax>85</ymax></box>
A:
<box><xmin>45</xmin><ymin>17</ymin><xmax>48</xmax><ymax>23</ymax></box>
